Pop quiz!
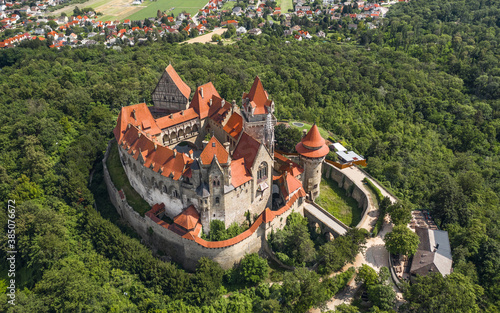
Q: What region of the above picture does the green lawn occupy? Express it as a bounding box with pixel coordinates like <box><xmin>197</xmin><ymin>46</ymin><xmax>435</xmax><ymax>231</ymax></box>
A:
<box><xmin>106</xmin><ymin>141</ymin><xmax>151</xmax><ymax>216</ymax></box>
<box><xmin>289</xmin><ymin>120</ymin><xmax>330</xmax><ymax>139</ymax></box>
<box><xmin>221</xmin><ymin>1</ymin><xmax>235</xmax><ymax>10</ymax></box>
<box><xmin>276</xmin><ymin>0</ymin><xmax>293</xmax><ymax>13</ymax></box>
<box><xmin>126</xmin><ymin>0</ymin><xmax>207</xmax><ymax>21</ymax></box>
<box><xmin>315</xmin><ymin>177</ymin><xmax>363</xmax><ymax>227</ymax></box>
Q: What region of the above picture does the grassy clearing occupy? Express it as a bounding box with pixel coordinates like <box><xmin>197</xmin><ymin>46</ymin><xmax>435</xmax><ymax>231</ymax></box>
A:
<box><xmin>106</xmin><ymin>141</ymin><xmax>151</xmax><ymax>216</ymax></box>
<box><xmin>315</xmin><ymin>177</ymin><xmax>363</xmax><ymax>227</ymax></box>
<box><xmin>276</xmin><ymin>0</ymin><xmax>293</xmax><ymax>13</ymax></box>
<box><xmin>289</xmin><ymin>120</ymin><xmax>330</xmax><ymax>139</ymax></box>
<box><xmin>126</xmin><ymin>0</ymin><xmax>207</xmax><ymax>21</ymax></box>
<box><xmin>222</xmin><ymin>1</ymin><xmax>235</xmax><ymax>10</ymax></box>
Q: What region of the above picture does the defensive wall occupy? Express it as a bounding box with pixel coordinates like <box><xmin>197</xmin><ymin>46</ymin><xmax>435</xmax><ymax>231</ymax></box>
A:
<box><xmin>102</xmin><ymin>140</ymin><xmax>303</xmax><ymax>271</ymax></box>
<box><xmin>321</xmin><ymin>161</ymin><xmax>371</xmax><ymax>229</ymax></box>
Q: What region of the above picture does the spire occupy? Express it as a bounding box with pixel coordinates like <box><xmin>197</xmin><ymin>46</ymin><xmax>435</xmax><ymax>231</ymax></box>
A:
<box><xmin>295</xmin><ymin>124</ymin><xmax>329</xmax><ymax>158</ymax></box>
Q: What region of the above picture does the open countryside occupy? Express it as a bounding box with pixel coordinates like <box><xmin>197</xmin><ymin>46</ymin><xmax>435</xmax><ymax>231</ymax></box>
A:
<box><xmin>53</xmin><ymin>0</ymin><xmax>208</xmax><ymax>22</ymax></box>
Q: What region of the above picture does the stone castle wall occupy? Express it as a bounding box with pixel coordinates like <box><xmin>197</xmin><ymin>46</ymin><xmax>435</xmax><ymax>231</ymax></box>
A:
<box><xmin>322</xmin><ymin>162</ymin><xmax>370</xmax><ymax>228</ymax></box>
<box><xmin>103</xmin><ymin>140</ymin><xmax>303</xmax><ymax>271</ymax></box>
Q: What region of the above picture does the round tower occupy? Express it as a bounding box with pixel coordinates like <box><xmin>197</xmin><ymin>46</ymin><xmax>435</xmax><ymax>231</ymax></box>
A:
<box><xmin>295</xmin><ymin>124</ymin><xmax>329</xmax><ymax>200</ymax></box>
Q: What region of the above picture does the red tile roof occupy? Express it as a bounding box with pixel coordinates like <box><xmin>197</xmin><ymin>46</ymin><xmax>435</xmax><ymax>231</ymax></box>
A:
<box><xmin>146</xmin><ymin>186</ymin><xmax>305</xmax><ymax>248</ymax></box>
<box><xmin>208</xmin><ymin>97</ymin><xmax>231</xmax><ymax>122</ymax></box>
<box><xmin>113</xmin><ymin>103</ymin><xmax>161</xmax><ymax>142</ymax></box>
<box><xmin>189</xmin><ymin>82</ymin><xmax>221</xmax><ymax>119</ymax></box>
<box><xmin>155</xmin><ymin>108</ymin><xmax>198</xmax><ymax>130</ymax></box>
<box><xmin>165</xmin><ymin>64</ymin><xmax>191</xmax><ymax>99</ymax></box>
<box><xmin>173</xmin><ymin>205</ymin><xmax>199</xmax><ymax>230</ymax></box>
<box><xmin>274</xmin><ymin>152</ymin><xmax>303</xmax><ymax>177</ymax></box>
<box><xmin>282</xmin><ymin>171</ymin><xmax>302</xmax><ymax>200</ymax></box>
<box><xmin>242</xmin><ymin>76</ymin><xmax>272</xmax><ymax>115</ymax></box>
<box><xmin>231</xmin><ymin>158</ymin><xmax>252</xmax><ymax>187</ymax></box>
<box><xmin>200</xmin><ymin>136</ymin><xmax>229</xmax><ymax>165</ymax></box>
<box><xmin>223</xmin><ymin>112</ymin><xmax>243</xmax><ymax>139</ymax></box>
<box><xmin>295</xmin><ymin>124</ymin><xmax>329</xmax><ymax>158</ymax></box>
<box><xmin>301</xmin><ymin>124</ymin><xmax>325</xmax><ymax>148</ymax></box>
<box><xmin>118</xmin><ymin>126</ymin><xmax>193</xmax><ymax>181</ymax></box>
<box><xmin>232</xmin><ymin>132</ymin><xmax>260</xmax><ymax>170</ymax></box>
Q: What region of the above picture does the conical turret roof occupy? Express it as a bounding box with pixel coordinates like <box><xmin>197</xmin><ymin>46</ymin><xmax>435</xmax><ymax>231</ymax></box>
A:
<box><xmin>295</xmin><ymin>124</ymin><xmax>329</xmax><ymax>158</ymax></box>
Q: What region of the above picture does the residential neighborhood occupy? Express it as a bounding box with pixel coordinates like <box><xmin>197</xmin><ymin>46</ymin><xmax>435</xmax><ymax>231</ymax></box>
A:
<box><xmin>0</xmin><ymin>0</ymin><xmax>405</xmax><ymax>49</ymax></box>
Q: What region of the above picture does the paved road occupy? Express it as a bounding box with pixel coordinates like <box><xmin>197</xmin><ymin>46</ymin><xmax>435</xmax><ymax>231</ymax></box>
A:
<box><xmin>309</xmin><ymin>166</ymin><xmax>402</xmax><ymax>312</ymax></box>
<box><xmin>304</xmin><ymin>203</ymin><xmax>348</xmax><ymax>236</ymax></box>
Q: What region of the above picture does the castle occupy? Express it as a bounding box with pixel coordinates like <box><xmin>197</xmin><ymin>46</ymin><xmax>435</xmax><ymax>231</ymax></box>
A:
<box><xmin>111</xmin><ymin>65</ymin><xmax>330</xmax><ymax>267</ymax></box>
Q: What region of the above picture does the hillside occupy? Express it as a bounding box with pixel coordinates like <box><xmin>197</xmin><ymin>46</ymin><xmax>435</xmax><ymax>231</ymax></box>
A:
<box><xmin>0</xmin><ymin>0</ymin><xmax>499</xmax><ymax>311</ymax></box>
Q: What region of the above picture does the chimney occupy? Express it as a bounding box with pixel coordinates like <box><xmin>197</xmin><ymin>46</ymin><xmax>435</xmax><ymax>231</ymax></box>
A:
<box><xmin>173</xmin><ymin>150</ymin><xmax>177</xmax><ymax>157</ymax></box>
<box><xmin>154</xmin><ymin>143</ymin><xmax>157</xmax><ymax>150</ymax></box>
<box><xmin>132</xmin><ymin>109</ymin><xmax>137</xmax><ymax>120</ymax></box>
<box><xmin>170</xmin><ymin>113</ymin><xmax>173</xmax><ymax>119</ymax></box>
<box><xmin>200</xmin><ymin>87</ymin><xmax>204</xmax><ymax>98</ymax></box>
<box><xmin>209</xmin><ymin>98</ymin><xmax>212</xmax><ymax>106</ymax></box>
<box><xmin>202</xmin><ymin>140</ymin><xmax>209</xmax><ymax>149</ymax></box>
<box><xmin>223</xmin><ymin>142</ymin><xmax>230</xmax><ymax>153</ymax></box>
<box><xmin>181</xmin><ymin>110</ymin><xmax>184</xmax><ymax>115</ymax></box>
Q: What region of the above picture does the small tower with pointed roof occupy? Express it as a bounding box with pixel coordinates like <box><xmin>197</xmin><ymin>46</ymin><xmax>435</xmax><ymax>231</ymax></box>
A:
<box><xmin>241</xmin><ymin>76</ymin><xmax>276</xmax><ymax>154</ymax></box>
<box><xmin>295</xmin><ymin>124</ymin><xmax>329</xmax><ymax>200</ymax></box>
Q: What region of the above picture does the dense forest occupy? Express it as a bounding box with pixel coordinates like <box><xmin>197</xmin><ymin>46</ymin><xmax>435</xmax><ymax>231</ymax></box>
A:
<box><xmin>0</xmin><ymin>0</ymin><xmax>499</xmax><ymax>311</ymax></box>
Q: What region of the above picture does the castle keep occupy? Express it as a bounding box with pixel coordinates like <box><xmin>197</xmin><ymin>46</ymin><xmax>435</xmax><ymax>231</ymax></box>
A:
<box><xmin>110</xmin><ymin>65</ymin><xmax>329</xmax><ymax>268</ymax></box>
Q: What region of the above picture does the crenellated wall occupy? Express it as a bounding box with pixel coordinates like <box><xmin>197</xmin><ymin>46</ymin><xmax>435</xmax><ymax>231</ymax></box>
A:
<box><xmin>103</xmin><ymin>140</ymin><xmax>304</xmax><ymax>271</ymax></box>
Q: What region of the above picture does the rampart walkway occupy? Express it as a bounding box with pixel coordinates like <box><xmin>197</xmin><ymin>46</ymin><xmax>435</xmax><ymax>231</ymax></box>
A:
<box><xmin>304</xmin><ymin>202</ymin><xmax>349</xmax><ymax>236</ymax></box>
<box><xmin>309</xmin><ymin>164</ymin><xmax>401</xmax><ymax>312</ymax></box>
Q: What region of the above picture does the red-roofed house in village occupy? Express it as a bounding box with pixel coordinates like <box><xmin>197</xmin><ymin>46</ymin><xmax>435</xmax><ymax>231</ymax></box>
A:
<box><xmin>105</xmin><ymin>65</ymin><xmax>332</xmax><ymax>270</ymax></box>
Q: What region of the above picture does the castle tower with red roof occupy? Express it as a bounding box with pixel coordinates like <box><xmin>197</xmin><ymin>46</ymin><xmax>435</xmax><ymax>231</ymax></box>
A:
<box><xmin>295</xmin><ymin>124</ymin><xmax>329</xmax><ymax>200</ymax></box>
<box><xmin>241</xmin><ymin>76</ymin><xmax>276</xmax><ymax>154</ymax></box>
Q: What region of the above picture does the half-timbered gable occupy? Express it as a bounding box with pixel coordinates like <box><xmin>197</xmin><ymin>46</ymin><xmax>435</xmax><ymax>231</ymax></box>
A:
<box><xmin>151</xmin><ymin>64</ymin><xmax>191</xmax><ymax>114</ymax></box>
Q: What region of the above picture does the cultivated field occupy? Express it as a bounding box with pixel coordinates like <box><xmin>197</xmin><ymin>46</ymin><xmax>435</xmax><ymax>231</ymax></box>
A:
<box><xmin>276</xmin><ymin>0</ymin><xmax>293</xmax><ymax>13</ymax></box>
<box><xmin>53</xmin><ymin>0</ymin><xmax>208</xmax><ymax>22</ymax></box>
<box><xmin>126</xmin><ymin>0</ymin><xmax>208</xmax><ymax>21</ymax></box>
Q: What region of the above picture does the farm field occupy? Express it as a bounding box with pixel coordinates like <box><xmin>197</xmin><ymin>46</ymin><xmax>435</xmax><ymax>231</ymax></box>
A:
<box><xmin>126</xmin><ymin>0</ymin><xmax>208</xmax><ymax>21</ymax></box>
<box><xmin>54</xmin><ymin>0</ymin><xmax>208</xmax><ymax>22</ymax></box>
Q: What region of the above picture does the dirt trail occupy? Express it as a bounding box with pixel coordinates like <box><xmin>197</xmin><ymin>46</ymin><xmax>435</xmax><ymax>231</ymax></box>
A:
<box><xmin>183</xmin><ymin>28</ymin><xmax>225</xmax><ymax>44</ymax></box>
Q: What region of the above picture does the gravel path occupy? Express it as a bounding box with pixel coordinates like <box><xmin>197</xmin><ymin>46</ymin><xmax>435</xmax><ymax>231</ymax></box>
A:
<box><xmin>309</xmin><ymin>166</ymin><xmax>402</xmax><ymax>312</ymax></box>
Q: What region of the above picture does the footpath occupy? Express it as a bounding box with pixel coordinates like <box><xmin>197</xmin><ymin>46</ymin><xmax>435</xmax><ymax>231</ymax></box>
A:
<box><xmin>310</xmin><ymin>166</ymin><xmax>402</xmax><ymax>312</ymax></box>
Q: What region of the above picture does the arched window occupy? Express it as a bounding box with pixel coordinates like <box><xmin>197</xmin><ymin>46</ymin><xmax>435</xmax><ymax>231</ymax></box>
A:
<box><xmin>257</xmin><ymin>162</ymin><xmax>268</xmax><ymax>180</ymax></box>
<box><xmin>172</xmin><ymin>190</ymin><xmax>179</xmax><ymax>198</ymax></box>
<box><xmin>162</xmin><ymin>185</ymin><xmax>167</xmax><ymax>194</ymax></box>
<box><xmin>215</xmin><ymin>197</ymin><xmax>220</xmax><ymax>205</ymax></box>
